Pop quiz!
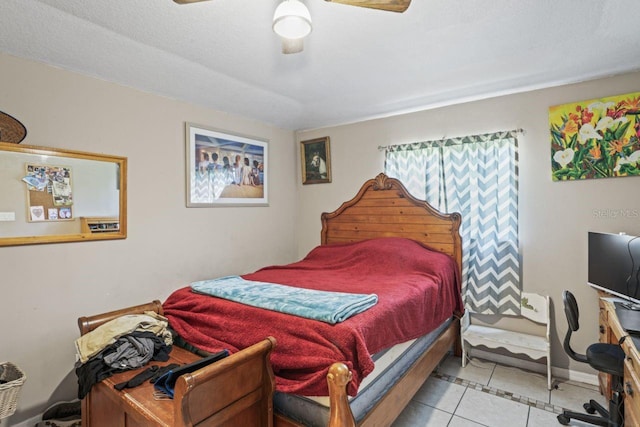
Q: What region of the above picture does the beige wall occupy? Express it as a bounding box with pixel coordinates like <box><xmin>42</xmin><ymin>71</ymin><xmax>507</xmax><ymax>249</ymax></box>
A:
<box><xmin>296</xmin><ymin>71</ymin><xmax>640</xmax><ymax>377</ymax></box>
<box><xmin>0</xmin><ymin>52</ymin><xmax>298</xmax><ymax>423</ymax></box>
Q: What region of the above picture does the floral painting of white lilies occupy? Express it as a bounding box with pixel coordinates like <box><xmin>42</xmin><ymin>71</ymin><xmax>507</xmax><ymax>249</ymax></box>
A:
<box><xmin>550</xmin><ymin>92</ymin><xmax>640</xmax><ymax>180</ymax></box>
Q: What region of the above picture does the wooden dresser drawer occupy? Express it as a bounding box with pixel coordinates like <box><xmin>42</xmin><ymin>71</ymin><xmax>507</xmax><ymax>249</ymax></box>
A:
<box><xmin>624</xmin><ymin>356</ymin><xmax>640</xmax><ymax>425</ymax></box>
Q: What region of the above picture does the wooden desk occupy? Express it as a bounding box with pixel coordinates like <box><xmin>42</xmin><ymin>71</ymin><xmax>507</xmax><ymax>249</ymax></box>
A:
<box><xmin>599</xmin><ymin>297</ymin><xmax>640</xmax><ymax>425</ymax></box>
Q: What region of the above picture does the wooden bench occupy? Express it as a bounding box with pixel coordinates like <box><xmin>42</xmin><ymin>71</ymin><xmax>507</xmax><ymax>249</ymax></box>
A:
<box><xmin>461</xmin><ymin>292</ymin><xmax>552</xmax><ymax>389</ymax></box>
<box><xmin>78</xmin><ymin>300</ymin><xmax>276</xmax><ymax>427</ymax></box>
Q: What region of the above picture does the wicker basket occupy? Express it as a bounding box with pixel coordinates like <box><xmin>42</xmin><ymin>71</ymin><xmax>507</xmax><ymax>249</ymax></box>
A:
<box><xmin>0</xmin><ymin>362</ymin><xmax>26</xmax><ymax>419</ymax></box>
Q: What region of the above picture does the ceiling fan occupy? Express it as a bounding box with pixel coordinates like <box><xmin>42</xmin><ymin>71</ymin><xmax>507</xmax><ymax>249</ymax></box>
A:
<box><xmin>172</xmin><ymin>0</ymin><xmax>411</xmax><ymax>54</ymax></box>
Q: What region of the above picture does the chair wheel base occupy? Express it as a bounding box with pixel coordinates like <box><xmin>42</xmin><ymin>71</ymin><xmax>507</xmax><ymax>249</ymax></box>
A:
<box><xmin>584</xmin><ymin>402</ymin><xmax>596</xmax><ymax>414</ymax></box>
<box><xmin>557</xmin><ymin>414</ymin><xmax>570</xmax><ymax>425</ymax></box>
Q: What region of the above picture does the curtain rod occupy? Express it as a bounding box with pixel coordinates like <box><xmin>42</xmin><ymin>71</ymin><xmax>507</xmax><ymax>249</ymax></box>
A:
<box><xmin>377</xmin><ymin>128</ymin><xmax>525</xmax><ymax>151</ymax></box>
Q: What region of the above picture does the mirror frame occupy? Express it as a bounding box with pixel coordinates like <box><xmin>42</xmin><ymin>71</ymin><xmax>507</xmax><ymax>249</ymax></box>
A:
<box><xmin>0</xmin><ymin>142</ymin><xmax>127</xmax><ymax>246</ymax></box>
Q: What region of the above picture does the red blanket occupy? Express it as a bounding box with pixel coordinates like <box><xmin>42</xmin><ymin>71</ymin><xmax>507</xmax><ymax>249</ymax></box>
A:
<box><xmin>163</xmin><ymin>237</ymin><xmax>462</xmax><ymax>396</ymax></box>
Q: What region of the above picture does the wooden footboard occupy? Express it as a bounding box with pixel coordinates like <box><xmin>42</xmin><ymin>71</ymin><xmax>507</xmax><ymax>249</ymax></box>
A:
<box><xmin>275</xmin><ymin>317</ymin><xmax>460</xmax><ymax>427</ymax></box>
<box><xmin>357</xmin><ymin>318</ymin><xmax>459</xmax><ymax>426</ymax></box>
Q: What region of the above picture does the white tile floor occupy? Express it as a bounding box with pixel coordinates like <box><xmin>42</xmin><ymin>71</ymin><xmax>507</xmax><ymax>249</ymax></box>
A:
<box><xmin>392</xmin><ymin>354</ymin><xmax>608</xmax><ymax>427</ymax></box>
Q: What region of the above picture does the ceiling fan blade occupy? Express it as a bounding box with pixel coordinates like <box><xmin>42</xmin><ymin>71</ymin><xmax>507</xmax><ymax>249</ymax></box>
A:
<box><xmin>325</xmin><ymin>0</ymin><xmax>411</xmax><ymax>13</ymax></box>
<box><xmin>173</xmin><ymin>0</ymin><xmax>212</xmax><ymax>4</ymax></box>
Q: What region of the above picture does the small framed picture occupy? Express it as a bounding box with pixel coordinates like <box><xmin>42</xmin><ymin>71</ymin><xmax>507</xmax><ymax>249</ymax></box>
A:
<box><xmin>30</xmin><ymin>205</ymin><xmax>45</xmax><ymax>221</ymax></box>
<box><xmin>300</xmin><ymin>137</ymin><xmax>331</xmax><ymax>185</ymax></box>
<box><xmin>185</xmin><ymin>123</ymin><xmax>268</xmax><ymax>207</ymax></box>
<box><xmin>59</xmin><ymin>207</ymin><xmax>72</xmax><ymax>219</ymax></box>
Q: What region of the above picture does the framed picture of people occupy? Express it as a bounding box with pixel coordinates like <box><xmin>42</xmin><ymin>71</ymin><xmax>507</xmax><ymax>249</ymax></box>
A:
<box><xmin>300</xmin><ymin>137</ymin><xmax>332</xmax><ymax>185</ymax></box>
<box><xmin>185</xmin><ymin>123</ymin><xmax>268</xmax><ymax>207</ymax></box>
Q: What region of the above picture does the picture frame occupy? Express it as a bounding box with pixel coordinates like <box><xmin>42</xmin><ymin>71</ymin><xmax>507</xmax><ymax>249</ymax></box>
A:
<box><xmin>550</xmin><ymin>91</ymin><xmax>640</xmax><ymax>181</ymax></box>
<box><xmin>300</xmin><ymin>137</ymin><xmax>332</xmax><ymax>185</ymax></box>
<box><xmin>185</xmin><ymin>123</ymin><xmax>268</xmax><ymax>207</ymax></box>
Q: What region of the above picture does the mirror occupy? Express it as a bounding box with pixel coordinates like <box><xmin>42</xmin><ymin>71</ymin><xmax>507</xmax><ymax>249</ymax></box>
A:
<box><xmin>0</xmin><ymin>142</ymin><xmax>127</xmax><ymax>246</ymax></box>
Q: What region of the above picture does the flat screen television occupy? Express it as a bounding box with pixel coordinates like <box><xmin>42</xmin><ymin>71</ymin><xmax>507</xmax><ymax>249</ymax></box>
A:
<box><xmin>588</xmin><ymin>231</ymin><xmax>640</xmax><ymax>308</ymax></box>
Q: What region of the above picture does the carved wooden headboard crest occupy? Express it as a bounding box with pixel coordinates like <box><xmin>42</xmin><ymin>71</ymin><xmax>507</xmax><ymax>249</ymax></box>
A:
<box><xmin>371</xmin><ymin>173</ymin><xmax>393</xmax><ymax>191</ymax></box>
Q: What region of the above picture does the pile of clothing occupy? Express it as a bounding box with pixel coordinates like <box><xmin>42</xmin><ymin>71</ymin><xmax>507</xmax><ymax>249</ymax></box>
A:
<box><xmin>74</xmin><ymin>311</ymin><xmax>173</xmax><ymax>399</ymax></box>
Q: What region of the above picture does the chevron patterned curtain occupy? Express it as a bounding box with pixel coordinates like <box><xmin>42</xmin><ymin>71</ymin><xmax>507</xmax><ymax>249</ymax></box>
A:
<box><xmin>384</xmin><ymin>130</ymin><xmax>521</xmax><ymax>315</ymax></box>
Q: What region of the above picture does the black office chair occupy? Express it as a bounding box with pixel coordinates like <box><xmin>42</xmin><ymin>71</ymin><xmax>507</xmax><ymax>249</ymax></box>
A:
<box><xmin>557</xmin><ymin>290</ymin><xmax>625</xmax><ymax>426</ymax></box>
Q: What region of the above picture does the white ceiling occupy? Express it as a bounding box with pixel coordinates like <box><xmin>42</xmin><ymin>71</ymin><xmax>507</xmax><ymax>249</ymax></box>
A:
<box><xmin>1</xmin><ymin>0</ymin><xmax>640</xmax><ymax>131</ymax></box>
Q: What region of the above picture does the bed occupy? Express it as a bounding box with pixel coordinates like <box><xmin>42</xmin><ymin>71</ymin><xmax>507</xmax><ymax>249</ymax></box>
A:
<box><xmin>166</xmin><ymin>173</ymin><xmax>463</xmax><ymax>426</ymax></box>
<box><xmin>79</xmin><ymin>173</ymin><xmax>463</xmax><ymax>427</ymax></box>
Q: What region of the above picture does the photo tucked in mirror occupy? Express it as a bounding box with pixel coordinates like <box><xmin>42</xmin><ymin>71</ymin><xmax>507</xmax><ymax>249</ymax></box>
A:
<box><xmin>0</xmin><ymin>142</ymin><xmax>126</xmax><ymax>246</ymax></box>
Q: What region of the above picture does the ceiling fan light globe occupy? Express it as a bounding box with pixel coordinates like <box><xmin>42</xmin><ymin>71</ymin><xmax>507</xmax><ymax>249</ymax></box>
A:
<box><xmin>273</xmin><ymin>0</ymin><xmax>312</xmax><ymax>40</ymax></box>
<box><xmin>281</xmin><ymin>38</ymin><xmax>304</xmax><ymax>54</ymax></box>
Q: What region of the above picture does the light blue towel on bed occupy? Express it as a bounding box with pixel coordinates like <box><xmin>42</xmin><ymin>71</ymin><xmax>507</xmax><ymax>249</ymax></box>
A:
<box><xmin>191</xmin><ymin>276</ymin><xmax>378</xmax><ymax>324</ymax></box>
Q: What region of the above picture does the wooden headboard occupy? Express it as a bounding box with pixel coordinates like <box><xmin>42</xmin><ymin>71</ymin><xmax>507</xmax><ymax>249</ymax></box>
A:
<box><xmin>321</xmin><ymin>173</ymin><xmax>462</xmax><ymax>271</ymax></box>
